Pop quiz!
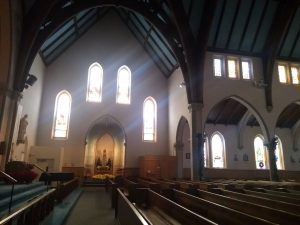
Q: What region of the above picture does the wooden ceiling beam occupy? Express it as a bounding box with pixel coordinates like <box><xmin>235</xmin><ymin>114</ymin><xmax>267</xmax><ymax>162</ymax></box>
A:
<box><xmin>262</xmin><ymin>0</ymin><xmax>298</xmax><ymax>111</ymax></box>
<box><xmin>14</xmin><ymin>0</ymin><xmax>60</xmax><ymax>91</ymax></box>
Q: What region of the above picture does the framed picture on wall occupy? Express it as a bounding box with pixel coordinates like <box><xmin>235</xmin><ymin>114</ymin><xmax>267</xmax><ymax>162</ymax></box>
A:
<box><xmin>186</xmin><ymin>153</ymin><xmax>190</xmax><ymax>159</ymax></box>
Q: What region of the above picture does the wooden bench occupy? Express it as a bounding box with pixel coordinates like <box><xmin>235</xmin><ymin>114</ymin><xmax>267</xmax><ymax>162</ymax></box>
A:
<box><xmin>198</xmin><ymin>189</ymin><xmax>300</xmax><ymax>225</ymax></box>
<box><xmin>137</xmin><ymin>178</ymin><xmax>161</xmax><ymax>193</ymax></box>
<box><xmin>115</xmin><ymin>188</ymin><xmax>151</xmax><ymax>225</ymax></box>
<box><xmin>218</xmin><ymin>188</ymin><xmax>300</xmax><ymax>215</ymax></box>
<box><xmin>168</xmin><ymin>189</ymin><xmax>276</xmax><ymax>225</ymax></box>
<box><xmin>134</xmin><ymin>188</ymin><xmax>217</xmax><ymax>225</ymax></box>
<box><xmin>123</xmin><ymin>178</ymin><xmax>141</xmax><ymax>202</ymax></box>
<box><xmin>243</xmin><ymin>188</ymin><xmax>300</xmax><ymax>205</ymax></box>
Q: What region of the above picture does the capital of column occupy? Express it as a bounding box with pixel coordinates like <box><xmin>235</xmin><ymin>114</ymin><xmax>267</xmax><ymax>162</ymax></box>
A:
<box><xmin>0</xmin><ymin>83</ymin><xmax>22</xmax><ymax>102</ymax></box>
<box><xmin>188</xmin><ymin>102</ymin><xmax>203</xmax><ymax>113</ymax></box>
<box><xmin>264</xmin><ymin>137</ymin><xmax>278</xmax><ymax>151</ymax></box>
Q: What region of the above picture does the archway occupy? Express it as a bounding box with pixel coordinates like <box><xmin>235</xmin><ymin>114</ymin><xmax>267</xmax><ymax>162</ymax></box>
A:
<box><xmin>84</xmin><ymin>115</ymin><xmax>126</xmax><ymax>177</ymax></box>
<box><xmin>175</xmin><ymin>116</ymin><xmax>191</xmax><ymax>179</ymax></box>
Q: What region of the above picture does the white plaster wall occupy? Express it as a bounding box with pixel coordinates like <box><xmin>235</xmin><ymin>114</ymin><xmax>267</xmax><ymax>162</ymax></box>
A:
<box><xmin>37</xmin><ymin>11</ymin><xmax>169</xmax><ymax>168</ymax></box>
<box><xmin>12</xmin><ymin>54</ymin><xmax>45</xmax><ymax>161</ymax></box>
<box><xmin>167</xmin><ymin>68</ymin><xmax>190</xmax><ymax>155</ymax></box>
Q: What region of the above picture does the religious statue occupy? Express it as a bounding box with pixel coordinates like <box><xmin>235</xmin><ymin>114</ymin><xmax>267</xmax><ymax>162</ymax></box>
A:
<box><xmin>17</xmin><ymin>114</ymin><xmax>28</xmax><ymax>144</ymax></box>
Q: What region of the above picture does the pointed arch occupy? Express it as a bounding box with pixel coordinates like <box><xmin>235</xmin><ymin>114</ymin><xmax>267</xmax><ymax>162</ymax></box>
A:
<box><xmin>116</xmin><ymin>65</ymin><xmax>131</xmax><ymax>104</ymax></box>
<box><xmin>211</xmin><ymin>131</ymin><xmax>226</xmax><ymax>168</ymax></box>
<box><xmin>143</xmin><ymin>96</ymin><xmax>157</xmax><ymax>142</ymax></box>
<box><xmin>52</xmin><ymin>90</ymin><xmax>72</xmax><ymax>139</ymax></box>
<box><xmin>86</xmin><ymin>62</ymin><xmax>103</xmax><ymax>102</ymax></box>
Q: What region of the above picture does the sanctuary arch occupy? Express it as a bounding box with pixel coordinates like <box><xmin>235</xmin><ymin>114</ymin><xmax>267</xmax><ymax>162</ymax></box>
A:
<box><xmin>84</xmin><ymin>115</ymin><xmax>126</xmax><ymax>176</ymax></box>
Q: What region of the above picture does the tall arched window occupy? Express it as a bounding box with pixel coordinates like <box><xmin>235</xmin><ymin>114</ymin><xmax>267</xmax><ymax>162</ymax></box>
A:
<box><xmin>86</xmin><ymin>62</ymin><xmax>103</xmax><ymax>102</ymax></box>
<box><xmin>143</xmin><ymin>97</ymin><xmax>157</xmax><ymax>142</ymax></box>
<box><xmin>52</xmin><ymin>90</ymin><xmax>72</xmax><ymax>139</ymax></box>
<box><xmin>275</xmin><ymin>136</ymin><xmax>285</xmax><ymax>170</ymax></box>
<box><xmin>211</xmin><ymin>132</ymin><xmax>226</xmax><ymax>168</ymax></box>
<box><xmin>116</xmin><ymin>65</ymin><xmax>131</xmax><ymax>104</ymax></box>
<box><xmin>254</xmin><ymin>135</ymin><xmax>267</xmax><ymax>169</ymax></box>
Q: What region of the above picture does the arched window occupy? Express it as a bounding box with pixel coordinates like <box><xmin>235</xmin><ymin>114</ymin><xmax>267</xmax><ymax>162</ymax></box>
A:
<box><xmin>254</xmin><ymin>135</ymin><xmax>267</xmax><ymax>169</ymax></box>
<box><xmin>52</xmin><ymin>90</ymin><xmax>72</xmax><ymax>139</ymax></box>
<box><xmin>275</xmin><ymin>136</ymin><xmax>285</xmax><ymax>170</ymax></box>
<box><xmin>211</xmin><ymin>132</ymin><xmax>226</xmax><ymax>168</ymax></box>
<box><xmin>116</xmin><ymin>65</ymin><xmax>131</xmax><ymax>104</ymax></box>
<box><xmin>143</xmin><ymin>97</ymin><xmax>157</xmax><ymax>142</ymax></box>
<box><xmin>86</xmin><ymin>62</ymin><xmax>103</xmax><ymax>102</ymax></box>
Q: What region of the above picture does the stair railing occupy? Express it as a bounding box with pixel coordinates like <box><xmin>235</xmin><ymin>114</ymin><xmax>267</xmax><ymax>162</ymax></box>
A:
<box><xmin>32</xmin><ymin>164</ymin><xmax>51</xmax><ymax>191</ymax></box>
<box><xmin>0</xmin><ymin>170</ymin><xmax>17</xmax><ymax>214</ymax></box>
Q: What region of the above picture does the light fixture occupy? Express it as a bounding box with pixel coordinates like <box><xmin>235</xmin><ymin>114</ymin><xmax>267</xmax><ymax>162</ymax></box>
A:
<box><xmin>179</xmin><ymin>81</ymin><xmax>186</xmax><ymax>88</ymax></box>
<box><xmin>24</xmin><ymin>74</ymin><xmax>37</xmax><ymax>89</ymax></box>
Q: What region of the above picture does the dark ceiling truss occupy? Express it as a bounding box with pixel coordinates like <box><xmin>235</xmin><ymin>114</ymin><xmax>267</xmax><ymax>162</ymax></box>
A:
<box><xmin>276</xmin><ymin>103</ymin><xmax>300</xmax><ymax>128</ymax></box>
<box><xmin>262</xmin><ymin>0</ymin><xmax>299</xmax><ymax>111</ymax></box>
<box><xmin>117</xmin><ymin>9</ymin><xmax>178</xmax><ymax>77</ymax></box>
<box><xmin>40</xmin><ymin>8</ymin><xmax>110</xmax><ymax>65</ymax></box>
<box><xmin>167</xmin><ymin>0</ymin><xmax>218</xmax><ymax>103</ymax></box>
<box><xmin>15</xmin><ymin>0</ymin><xmax>185</xmax><ymax>92</ymax></box>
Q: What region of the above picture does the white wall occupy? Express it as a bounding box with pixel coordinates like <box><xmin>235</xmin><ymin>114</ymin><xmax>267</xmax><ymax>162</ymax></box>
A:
<box><xmin>37</xmin><ymin>11</ymin><xmax>169</xmax><ymax>168</ymax></box>
<box><xmin>12</xmin><ymin>54</ymin><xmax>45</xmax><ymax>162</ymax></box>
<box><xmin>168</xmin><ymin>68</ymin><xmax>190</xmax><ymax>155</ymax></box>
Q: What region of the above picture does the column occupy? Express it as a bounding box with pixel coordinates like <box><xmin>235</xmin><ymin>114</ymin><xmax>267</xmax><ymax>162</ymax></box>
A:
<box><xmin>265</xmin><ymin>137</ymin><xmax>279</xmax><ymax>181</ymax></box>
<box><xmin>188</xmin><ymin>102</ymin><xmax>203</xmax><ymax>180</ymax></box>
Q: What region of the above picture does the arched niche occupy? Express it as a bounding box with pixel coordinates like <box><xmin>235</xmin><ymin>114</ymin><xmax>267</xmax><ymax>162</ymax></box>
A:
<box><xmin>84</xmin><ymin>115</ymin><xmax>126</xmax><ymax>176</ymax></box>
<box><xmin>175</xmin><ymin>116</ymin><xmax>190</xmax><ymax>179</ymax></box>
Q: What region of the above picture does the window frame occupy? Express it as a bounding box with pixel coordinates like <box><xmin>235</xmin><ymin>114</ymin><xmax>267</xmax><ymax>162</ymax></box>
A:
<box><xmin>277</xmin><ymin>63</ymin><xmax>289</xmax><ymax>84</ymax></box>
<box><xmin>116</xmin><ymin>65</ymin><xmax>131</xmax><ymax>105</ymax></box>
<box><xmin>226</xmin><ymin>56</ymin><xmax>239</xmax><ymax>79</ymax></box>
<box><xmin>52</xmin><ymin>90</ymin><xmax>72</xmax><ymax>140</ymax></box>
<box><xmin>213</xmin><ymin>56</ymin><xmax>225</xmax><ymax>78</ymax></box>
<box><xmin>86</xmin><ymin>62</ymin><xmax>103</xmax><ymax>103</ymax></box>
<box><xmin>290</xmin><ymin>65</ymin><xmax>300</xmax><ymax>85</ymax></box>
<box><xmin>240</xmin><ymin>58</ymin><xmax>253</xmax><ymax>80</ymax></box>
<box><xmin>143</xmin><ymin>96</ymin><xmax>157</xmax><ymax>142</ymax></box>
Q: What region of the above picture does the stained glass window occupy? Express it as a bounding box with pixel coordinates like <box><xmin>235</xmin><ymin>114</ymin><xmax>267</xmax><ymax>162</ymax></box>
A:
<box><xmin>143</xmin><ymin>97</ymin><xmax>157</xmax><ymax>142</ymax></box>
<box><xmin>278</xmin><ymin>65</ymin><xmax>287</xmax><ymax>83</ymax></box>
<box><xmin>52</xmin><ymin>90</ymin><xmax>71</xmax><ymax>139</ymax></box>
<box><xmin>254</xmin><ymin>135</ymin><xmax>267</xmax><ymax>169</ymax></box>
<box><xmin>241</xmin><ymin>60</ymin><xmax>251</xmax><ymax>79</ymax></box>
<box><xmin>211</xmin><ymin>132</ymin><xmax>225</xmax><ymax>168</ymax></box>
<box><xmin>214</xmin><ymin>58</ymin><xmax>222</xmax><ymax>77</ymax></box>
<box><xmin>116</xmin><ymin>65</ymin><xmax>131</xmax><ymax>104</ymax></box>
<box><xmin>291</xmin><ymin>66</ymin><xmax>299</xmax><ymax>85</ymax></box>
<box><xmin>228</xmin><ymin>58</ymin><xmax>238</xmax><ymax>78</ymax></box>
<box><xmin>86</xmin><ymin>63</ymin><xmax>103</xmax><ymax>102</ymax></box>
<box><xmin>275</xmin><ymin>136</ymin><xmax>285</xmax><ymax>170</ymax></box>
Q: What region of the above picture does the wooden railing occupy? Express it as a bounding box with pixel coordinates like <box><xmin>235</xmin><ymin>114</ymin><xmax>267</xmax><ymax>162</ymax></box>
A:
<box><xmin>0</xmin><ymin>188</ymin><xmax>55</xmax><ymax>225</ymax></box>
<box><xmin>55</xmin><ymin>178</ymin><xmax>79</xmax><ymax>202</ymax></box>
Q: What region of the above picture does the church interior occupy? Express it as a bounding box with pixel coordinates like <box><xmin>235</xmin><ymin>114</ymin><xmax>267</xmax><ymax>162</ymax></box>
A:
<box><xmin>0</xmin><ymin>0</ymin><xmax>300</xmax><ymax>224</ymax></box>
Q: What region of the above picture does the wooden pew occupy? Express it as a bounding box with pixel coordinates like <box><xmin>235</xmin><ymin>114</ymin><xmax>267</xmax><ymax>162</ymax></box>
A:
<box><xmin>123</xmin><ymin>178</ymin><xmax>141</xmax><ymax>202</ymax></box>
<box><xmin>135</xmin><ymin>188</ymin><xmax>217</xmax><ymax>225</ymax></box>
<box><xmin>216</xmin><ymin>188</ymin><xmax>300</xmax><ymax>215</ymax></box>
<box><xmin>137</xmin><ymin>178</ymin><xmax>161</xmax><ymax>193</ymax></box>
<box><xmin>243</xmin><ymin>189</ymin><xmax>300</xmax><ymax>205</ymax></box>
<box><xmin>168</xmin><ymin>189</ymin><xmax>275</xmax><ymax>225</ymax></box>
<box><xmin>115</xmin><ymin>188</ymin><xmax>151</xmax><ymax>225</ymax></box>
<box><xmin>197</xmin><ymin>189</ymin><xmax>300</xmax><ymax>225</ymax></box>
<box><xmin>262</xmin><ymin>189</ymin><xmax>300</xmax><ymax>200</ymax></box>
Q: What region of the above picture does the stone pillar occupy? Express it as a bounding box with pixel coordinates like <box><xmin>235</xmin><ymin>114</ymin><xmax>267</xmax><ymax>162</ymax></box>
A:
<box><xmin>174</xmin><ymin>142</ymin><xmax>184</xmax><ymax>178</ymax></box>
<box><xmin>0</xmin><ymin>84</ymin><xmax>22</xmax><ymax>168</ymax></box>
<box><xmin>188</xmin><ymin>103</ymin><xmax>203</xmax><ymax>180</ymax></box>
<box><xmin>264</xmin><ymin>137</ymin><xmax>279</xmax><ymax>181</ymax></box>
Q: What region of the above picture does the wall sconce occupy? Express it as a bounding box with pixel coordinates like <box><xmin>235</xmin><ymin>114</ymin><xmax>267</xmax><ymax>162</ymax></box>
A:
<box><xmin>24</xmin><ymin>74</ymin><xmax>37</xmax><ymax>89</ymax></box>
<box><xmin>179</xmin><ymin>82</ymin><xmax>186</xmax><ymax>88</ymax></box>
